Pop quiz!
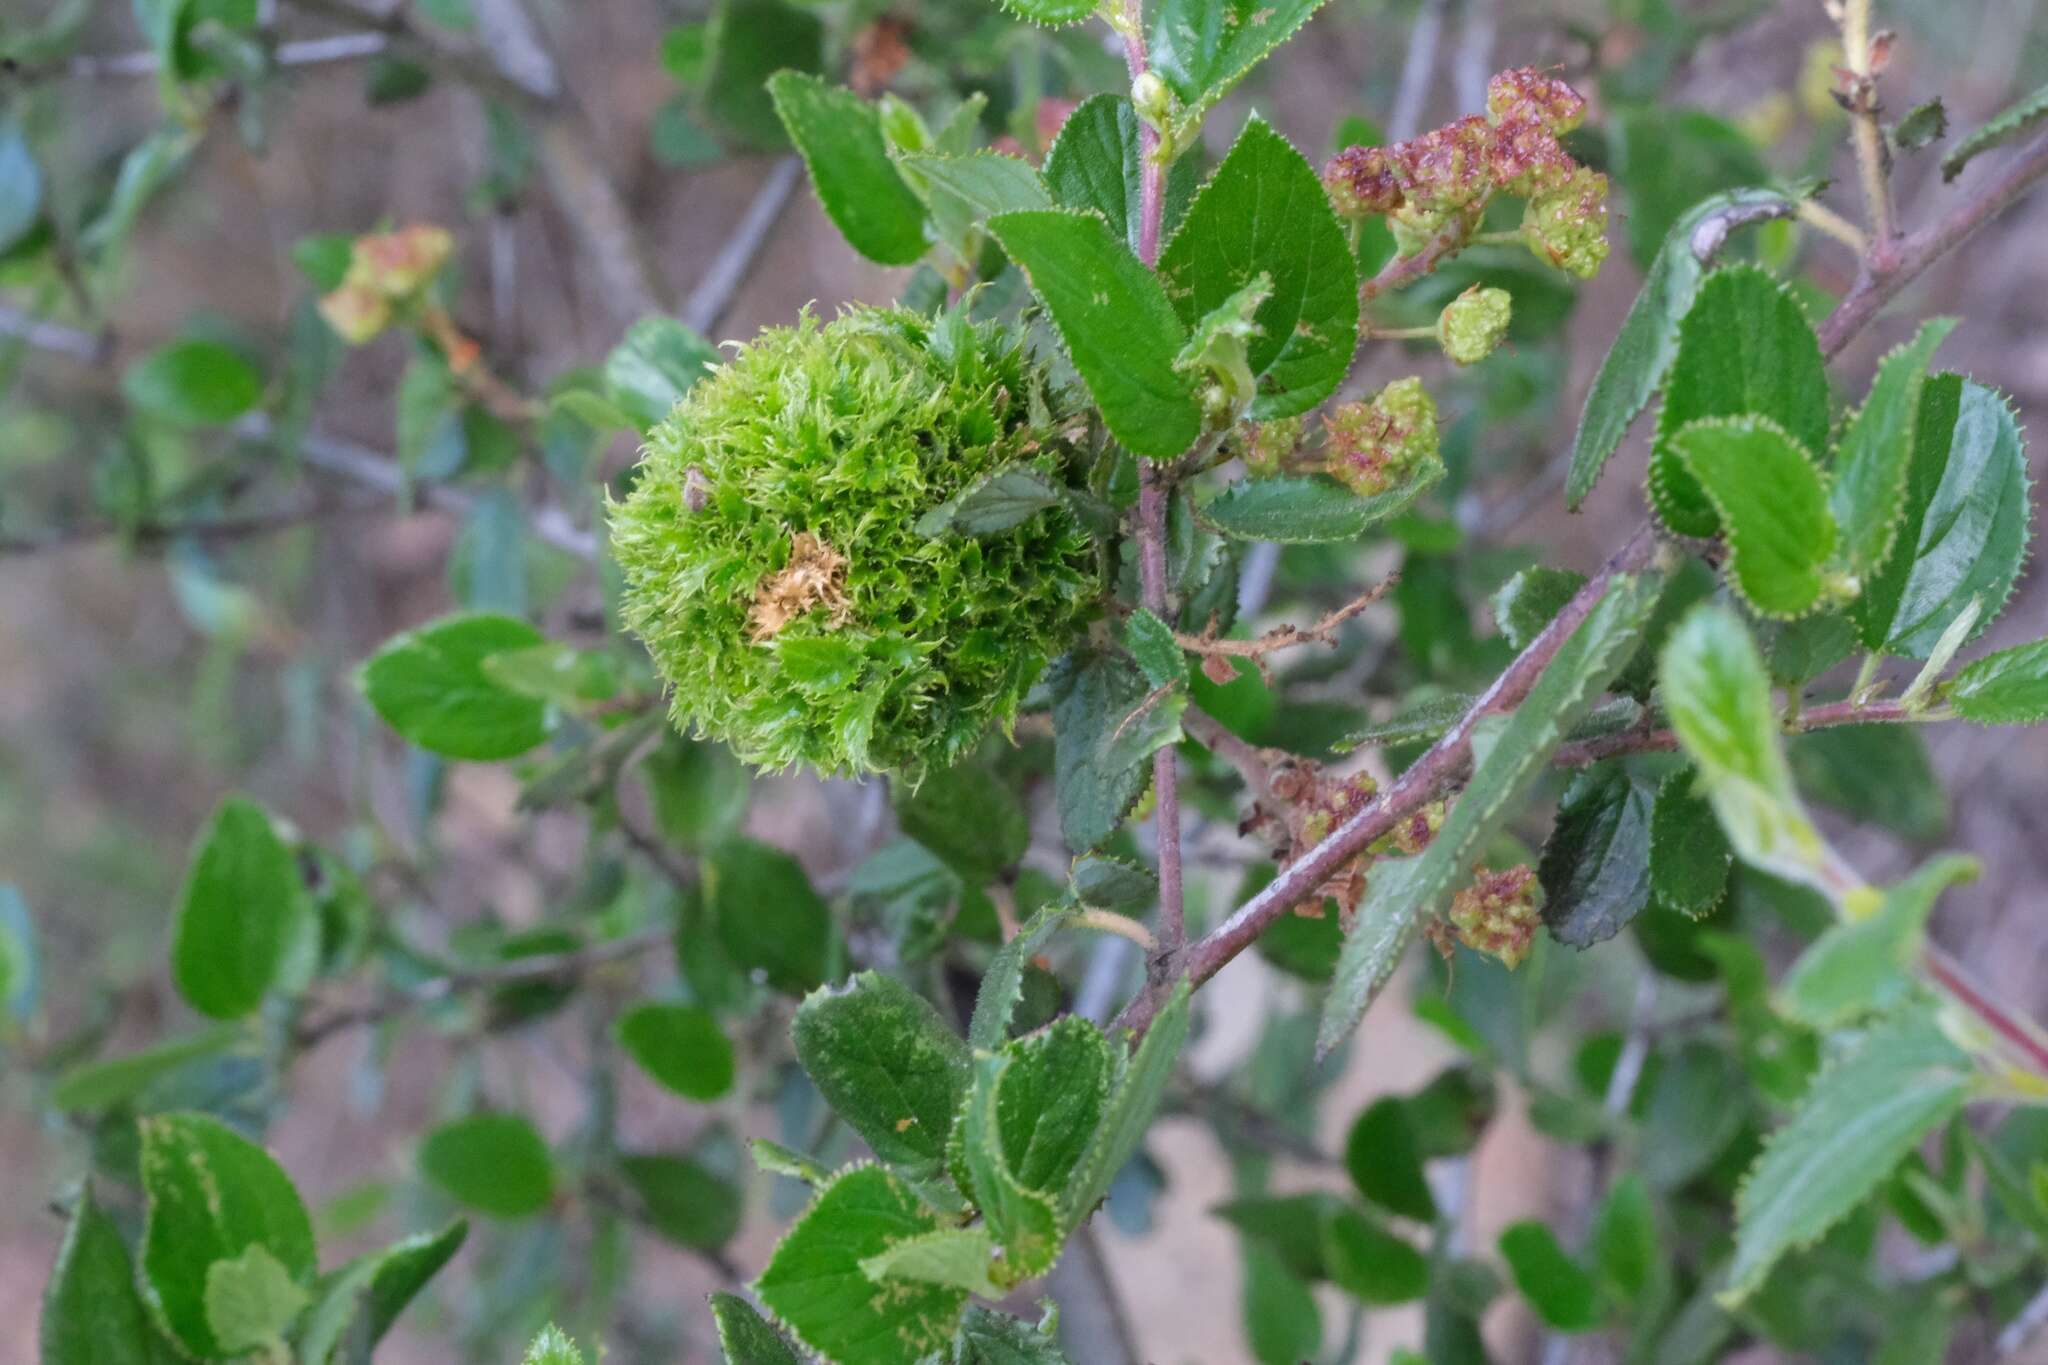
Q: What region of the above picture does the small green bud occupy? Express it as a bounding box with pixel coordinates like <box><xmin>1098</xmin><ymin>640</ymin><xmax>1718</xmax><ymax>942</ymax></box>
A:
<box><xmin>1132</xmin><ymin>72</ymin><xmax>1175</xmax><ymax>131</ymax></box>
<box><xmin>610</xmin><ymin>306</ymin><xmax>1099</xmax><ymax>777</ymax></box>
<box><xmin>876</xmin><ymin>93</ymin><xmax>933</xmax><ymax>156</ymax></box>
<box><xmin>1437</xmin><ymin>286</ymin><xmax>1513</xmax><ymax>365</ymax></box>
<box><xmin>1522</xmin><ymin>167</ymin><xmax>1611</xmax><ymax>279</ymax></box>
<box><xmin>1324</xmin><ymin>376</ymin><xmax>1440</xmax><ymax>497</ymax></box>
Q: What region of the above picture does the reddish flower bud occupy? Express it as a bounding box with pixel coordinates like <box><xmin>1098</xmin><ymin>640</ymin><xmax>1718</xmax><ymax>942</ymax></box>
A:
<box><xmin>1486</xmin><ymin>67</ymin><xmax>1587</xmax><ymax>135</ymax></box>
<box><xmin>1323</xmin><ymin>144</ymin><xmax>1405</xmax><ymax>219</ymax></box>
<box><xmin>1448</xmin><ymin>863</ymin><xmax>1540</xmax><ymax>969</ymax></box>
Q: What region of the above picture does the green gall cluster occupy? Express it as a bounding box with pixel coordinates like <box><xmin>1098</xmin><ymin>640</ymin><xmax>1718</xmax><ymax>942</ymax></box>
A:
<box><xmin>1320</xmin><ymin>67</ymin><xmax>1609</xmax><ymax>280</ymax></box>
<box><xmin>1521</xmin><ymin>166</ymin><xmax>1612</xmax><ymax>279</ymax></box>
<box><xmin>318</xmin><ymin>224</ymin><xmax>454</xmax><ymax>344</ymax></box>
<box><xmin>1252</xmin><ymin>761</ymin><xmax>1381</xmax><ymax>917</ymax></box>
<box><xmin>1437</xmin><ymin>286</ymin><xmax>1513</xmax><ymax>365</ymax></box>
<box><xmin>1243</xmin><ymin>416</ymin><xmax>1304</xmax><ymax>477</ymax></box>
<box><xmin>610</xmin><ymin>306</ymin><xmax>1100</xmax><ymax>778</ymax></box>
<box><xmin>1447</xmin><ymin>863</ymin><xmax>1541</xmax><ymax>969</ymax></box>
<box><xmin>1323</xmin><ymin>377</ymin><xmax>1440</xmax><ymax>497</ymax></box>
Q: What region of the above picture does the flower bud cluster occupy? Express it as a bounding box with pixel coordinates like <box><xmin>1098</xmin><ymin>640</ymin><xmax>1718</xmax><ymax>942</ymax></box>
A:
<box><xmin>1321</xmin><ymin>67</ymin><xmax>1609</xmax><ymax>278</ymax></box>
<box><xmin>1447</xmin><ymin>864</ymin><xmax>1541</xmax><ymax>969</ymax></box>
<box><xmin>318</xmin><ymin>226</ymin><xmax>454</xmax><ymax>345</ymax></box>
<box><xmin>1323</xmin><ymin>377</ymin><xmax>1439</xmax><ymax>497</ymax></box>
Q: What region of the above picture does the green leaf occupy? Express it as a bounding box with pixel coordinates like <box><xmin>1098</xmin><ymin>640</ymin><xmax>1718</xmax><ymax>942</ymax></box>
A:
<box><xmin>204</xmin><ymin>1244</ymin><xmax>308</xmax><ymax>1357</ymax></box>
<box><xmin>1658</xmin><ymin>605</ymin><xmax>1830</xmax><ymax>895</ymax></box>
<box><xmin>167</xmin><ymin>796</ymin><xmax>307</xmax><ymax>1021</ymax></box>
<box><xmin>1829</xmin><ymin>319</ymin><xmax>1957</xmax><ymax>578</ymax></box>
<box><xmin>1499</xmin><ymin>1222</ymin><xmax>1602</xmax><ymax>1331</ymax></box>
<box><xmin>49</xmin><ymin>1024</ymin><xmax>246</xmax><ymax>1112</ymax></box>
<box><xmin>1124</xmin><ymin>608</ymin><xmax>1188</xmax><ymax>689</ymax></box>
<box><xmin>605</xmin><ymin>316</ymin><xmax>718</xmax><ymax>433</ymax></box>
<box><xmin>897</xmin><ymin>152</ymin><xmax>1052</xmax><ymax>220</ymax></box>
<box><xmin>1070</xmin><ymin>856</ymin><xmax>1157</xmax><ymax>911</ymax></box>
<box><xmin>1671</xmin><ymin>417</ymin><xmax>1838</xmax><ymax>618</ymax></box>
<box><xmin>1892</xmin><ymin>98</ymin><xmax>1950</xmax><ymax>153</ymax></box>
<box><xmin>768</xmin><ymin>72</ymin><xmax>927</xmax><ymax>266</ymax></box>
<box><xmin>1242</xmin><ymin>1241</ymin><xmax>1322</xmax><ymax>1365</ymax></box>
<box><xmin>955</xmin><ymin>1305</ymin><xmax>1076</xmax><ymax>1363</ymax></box>
<box><xmin>122</xmin><ymin>338</ymin><xmax>263</xmax><ymax>426</ymax></box>
<box><xmin>1648</xmin><ymin>771</ymin><xmax>1731</xmax><ymax>916</ymax></box>
<box><xmin>1042</xmin><ymin>94</ymin><xmax>1198</xmax><ymax>256</ymax></box>
<box><xmin>1589</xmin><ymin>1174</ymin><xmax>1658</xmax><ymax>1308</ymax></box>
<box><xmin>1148</xmin><ymin>0</ymin><xmax>1335</xmax><ymax>140</ymax></box>
<box><xmin>976</xmin><ymin>1015</ymin><xmax>1111</xmax><ymax>1196</ymax></box>
<box><xmin>706</xmin><ymin>839</ymin><xmax>833</xmax><ymax>995</ymax></box>
<box><xmin>860</xmin><ymin>1226</ymin><xmax>1003</xmax><ymax>1298</ymax></box>
<box><xmin>1157</xmin><ymin>117</ymin><xmax>1359</xmax><ymax>419</ymax></box>
<box><xmin>1320</xmin><ymin>571</ymin><xmax>1665</xmax><ymax>1052</ymax></box>
<box><xmin>1855</xmin><ymin>375</ymin><xmax>2031</xmax><ymax>657</ymax></box>
<box><xmin>0</xmin><ymin>885</ymin><xmax>33</xmax><ymax>1021</ymax></box>
<box><xmin>41</xmin><ymin>1184</ymin><xmax>175</xmax><ymax>1365</ymax></box>
<box><xmin>956</xmin><ymin>1044</ymin><xmax>1082</xmax><ymax>1278</ymax></box>
<box><xmin>1650</xmin><ymin>267</ymin><xmax>1830</xmax><ymax>540</ymax></box>
<box><xmin>914</xmin><ymin>464</ymin><xmax>1068</xmax><ymax>539</ymax></box>
<box><xmin>417</xmin><ymin>1113</ymin><xmax>554</xmax><ymax>1217</ymax></box>
<box><xmin>895</xmin><ymin>762</ymin><xmax>1029</xmax><ymax>883</ymax></box>
<box><xmin>0</xmin><ymin>118</ymin><xmax>44</xmax><ymax>255</ymax></box>
<box><xmin>644</xmin><ymin>734</ymin><xmax>750</xmax><ymax>849</ymax></box>
<box><xmin>1538</xmin><ymin>767</ymin><xmax>1654</xmax><ymax>949</ymax></box>
<box><xmin>1779</xmin><ymin>855</ymin><xmax>1977</xmax><ymax>1028</ymax></box>
<box><xmin>1343</xmin><ymin>1097</ymin><xmax>1435</xmax><ymax>1222</ymax></box>
<box><xmin>1322</xmin><ymin>1206</ymin><xmax>1429</xmax><ymax>1304</ymax></box>
<box><xmin>793</xmin><ymin>972</ymin><xmax>970</xmax><ymax>1182</ymax></box>
<box><xmin>1201</xmin><ymin>468</ymin><xmax>1441</xmax><ymax>544</ymax></box>
<box><xmin>523</xmin><ymin>1325</ymin><xmax>587</xmax><ymax>1365</ymax></box>
<box><xmin>709</xmin><ymin>1293</ymin><xmax>803</xmax><ymax>1365</ymax></box>
<box><xmin>138</xmin><ymin>1113</ymin><xmax>317</xmax><ymax>1360</ymax></box>
<box><xmin>1047</xmin><ymin>648</ymin><xmax>1180</xmax><ymax>853</ymax></box>
<box><xmin>615</xmin><ymin>1002</ymin><xmax>734</xmax><ymax>1101</ymax></box>
<box><xmin>993</xmin><ymin>0</ymin><xmax>1095</xmax><ymax>25</ymax></box>
<box><xmin>968</xmin><ymin>904</ymin><xmax>1078</xmax><ymax>1050</ymax></box>
<box><xmin>754</xmin><ymin>1166</ymin><xmax>966</xmax><ymax>1364</ymax></box>
<box><xmin>1724</xmin><ymin>1012</ymin><xmax>1971</xmax><ymax>1303</ymax></box>
<box><xmin>1061</xmin><ymin>981</ymin><xmax>1193</xmax><ymax>1227</ymax></box>
<box><xmin>1567</xmin><ymin>187</ymin><xmax>1792</xmax><ymax>509</ymax></box>
<box><xmin>295</xmin><ymin>1221</ymin><xmax>468</xmax><ymax>1365</ymax></box>
<box><xmin>618</xmin><ymin>1153</ymin><xmax>742</xmax><ymax>1249</ymax></box>
<box><xmin>359</xmin><ymin>613</ymin><xmax>549</xmax><ymax>760</ymax></box>
<box><xmin>1216</xmin><ymin>1193</ymin><xmax>1336</xmax><ymax>1280</ymax></box>
<box><xmin>1943</xmin><ymin>81</ymin><xmax>2048</xmax><ymax>180</ymax></box>
<box><xmin>1493</xmin><ymin>567</ymin><xmax>1588</xmax><ymax>653</ymax></box>
<box><xmin>986</xmin><ymin>209</ymin><xmax>1201</xmax><ymax>460</ymax></box>
<box><xmin>1949</xmin><ymin>638</ymin><xmax>2048</xmax><ymax>723</ymax></box>
<box><xmin>1788</xmin><ymin>725</ymin><xmax>1947</xmax><ymax>840</ymax></box>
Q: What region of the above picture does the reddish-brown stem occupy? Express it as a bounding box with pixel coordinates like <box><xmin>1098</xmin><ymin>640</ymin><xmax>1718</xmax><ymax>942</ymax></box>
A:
<box><xmin>1183</xmin><ymin>707</ymin><xmax>1279</xmax><ymax>807</ymax></box>
<box><xmin>1138</xmin><ymin>468</ymin><xmax>1186</xmax><ymax>970</ymax></box>
<box><xmin>1550</xmin><ymin>698</ymin><xmax>1918</xmax><ymax>768</ymax></box>
<box><xmin>1360</xmin><ymin>210</ymin><xmax>1478</xmax><ymax>302</ymax></box>
<box><xmin>1923</xmin><ymin>947</ymin><xmax>2048</xmax><ymax>1081</ymax></box>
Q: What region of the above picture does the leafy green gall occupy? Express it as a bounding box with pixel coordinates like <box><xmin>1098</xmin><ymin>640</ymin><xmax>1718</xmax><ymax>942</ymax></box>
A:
<box><xmin>204</xmin><ymin>1244</ymin><xmax>309</xmax><ymax>1358</ymax></box>
<box><xmin>754</xmin><ymin>1165</ymin><xmax>966</xmax><ymax>1364</ymax></box>
<box><xmin>610</xmin><ymin>306</ymin><xmax>1098</xmax><ymax>776</ymax></box>
<box><xmin>1437</xmin><ymin>285</ymin><xmax>1512</xmax><ymax>364</ymax></box>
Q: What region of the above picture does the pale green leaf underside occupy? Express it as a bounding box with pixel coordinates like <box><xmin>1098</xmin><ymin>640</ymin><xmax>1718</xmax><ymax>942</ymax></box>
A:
<box><xmin>1724</xmin><ymin>1012</ymin><xmax>1970</xmax><ymax>1303</ymax></box>
<box><xmin>1778</xmin><ymin>854</ymin><xmax>1977</xmax><ymax>1028</ymax></box>
<box><xmin>1671</xmin><ymin>416</ymin><xmax>1837</xmax><ymax>619</ymax></box>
